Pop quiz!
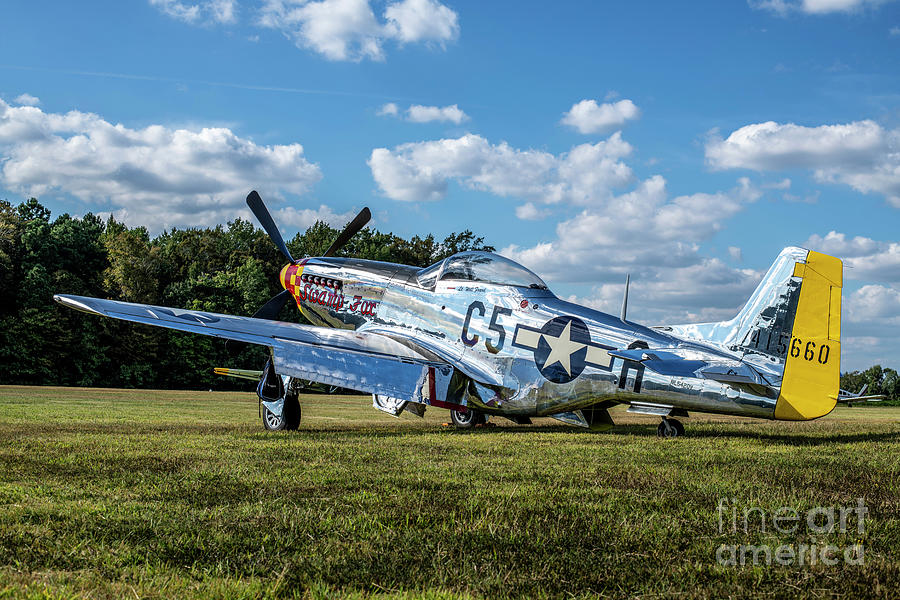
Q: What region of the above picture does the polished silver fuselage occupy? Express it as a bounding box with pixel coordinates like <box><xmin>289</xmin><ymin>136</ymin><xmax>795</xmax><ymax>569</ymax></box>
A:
<box><xmin>291</xmin><ymin>257</ymin><xmax>778</xmax><ymax>420</ymax></box>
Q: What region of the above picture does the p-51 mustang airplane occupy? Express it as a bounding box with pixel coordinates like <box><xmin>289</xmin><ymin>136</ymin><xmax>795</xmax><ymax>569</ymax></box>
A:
<box><xmin>55</xmin><ymin>191</ymin><xmax>845</xmax><ymax>437</ymax></box>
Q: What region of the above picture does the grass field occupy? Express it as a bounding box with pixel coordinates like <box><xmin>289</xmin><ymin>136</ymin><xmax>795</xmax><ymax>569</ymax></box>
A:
<box><xmin>1</xmin><ymin>385</ymin><xmax>899</xmax><ymax>599</ymax></box>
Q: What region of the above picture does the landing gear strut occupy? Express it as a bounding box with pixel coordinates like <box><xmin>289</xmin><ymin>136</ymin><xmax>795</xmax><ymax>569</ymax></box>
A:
<box><xmin>657</xmin><ymin>417</ymin><xmax>684</xmax><ymax>438</ymax></box>
<box><xmin>450</xmin><ymin>409</ymin><xmax>486</xmax><ymax>429</ymax></box>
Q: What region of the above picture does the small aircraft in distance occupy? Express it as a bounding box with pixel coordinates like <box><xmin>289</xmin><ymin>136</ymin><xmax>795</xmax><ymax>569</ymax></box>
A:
<box><xmin>836</xmin><ymin>384</ymin><xmax>884</xmax><ymax>407</ymax></box>
<box><xmin>57</xmin><ymin>191</ymin><xmax>846</xmax><ymax>437</ymax></box>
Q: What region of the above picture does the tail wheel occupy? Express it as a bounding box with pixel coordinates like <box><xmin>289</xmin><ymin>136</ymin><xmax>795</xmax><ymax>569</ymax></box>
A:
<box><xmin>657</xmin><ymin>418</ymin><xmax>683</xmax><ymax>438</ymax></box>
<box><xmin>262</xmin><ymin>392</ymin><xmax>301</xmax><ymax>431</ymax></box>
<box><xmin>450</xmin><ymin>409</ymin><xmax>485</xmax><ymax>429</ymax></box>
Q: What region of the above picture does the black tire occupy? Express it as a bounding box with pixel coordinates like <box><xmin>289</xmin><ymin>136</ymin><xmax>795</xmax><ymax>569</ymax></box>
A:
<box><xmin>450</xmin><ymin>409</ymin><xmax>485</xmax><ymax>429</ymax></box>
<box><xmin>657</xmin><ymin>418</ymin><xmax>681</xmax><ymax>438</ymax></box>
<box><xmin>262</xmin><ymin>393</ymin><xmax>301</xmax><ymax>431</ymax></box>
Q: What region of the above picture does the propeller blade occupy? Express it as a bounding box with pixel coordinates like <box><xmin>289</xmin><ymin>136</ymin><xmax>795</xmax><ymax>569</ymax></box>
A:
<box><xmin>251</xmin><ymin>289</ymin><xmax>293</xmax><ymax>321</ymax></box>
<box><xmin>246</xmin><ymin>190</ymin><xmax>294</xmax><ymax>264</ymax></box>
<box><xmin>322</xmin><ymin>207</ymin><xmax>371</xmax><ymax>257</ymax></box>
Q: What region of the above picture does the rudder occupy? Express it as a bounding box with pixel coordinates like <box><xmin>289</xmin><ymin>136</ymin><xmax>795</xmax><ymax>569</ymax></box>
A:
<box><xmin>774</xmin><ymin>250</ymin><xmax>842</xmax><ymax>420</ymax></box>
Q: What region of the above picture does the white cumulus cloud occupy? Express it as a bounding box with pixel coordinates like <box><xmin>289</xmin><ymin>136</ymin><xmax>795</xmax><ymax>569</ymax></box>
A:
<box><xmin>377</xmin><ymin>102</ymin><xmax>400</xmax><ymax>117</ymax></box>
<box><xmin>763</xmin><ymin>178</ymin><xmax>791</xmax><ymax>190</ymax></box>
<box><xmin>13</xmin><ymin>94</ymin><xmax>40</xmax><ymax>107</ymax></box>
<box><xmin>515</xmin><ymin>202</ymin><xmax>550</xmax><ymax>221</ymax></box>
<box><xmin>368</xmin><ymin>132</ymin><xmax>634</xmax><ymax>204</ymax></box>
<box><xmin>561</xmin><ymin>99</ymin><xmax>640</xmax><ymax>135</ymax></box>
<box><xmin>846</xmin><ymin>284</ymin><xmax>900</xmax><ymax>323</ymax></box>
<box><xmin>384</xmin><ymin>0</ymin><xmax>459</xmax><ymax>44</ymax></box>
<box><xmin>565</xmin><ymin>258</ymin><xmax>764</xmax><ymax>326</ymax></box>
<box><xmin>275</xmin><ymin>204</ymin><xmax>359</xmax><ymax>228</ymax></box>
<box><xmin>706</xmin><ymin>120</ymin><xmax>900</xmax><ymax>206</ymax></box>
<box><xmin>150</xmin><ymin>0</ymin><xmax>237</xmax><ymax>24</ymax></box>
<box><xmin>406</xmin><ymin>104</ymin><xmax>468</xmax><ymax>124</ymax></box>
<box><xmin>750</xmin><ymin>0</ymin><xmax>896</xmax><ymax>15</ymax></box>
<box><xmin>0</xmin><ymin>97</ymin><xmax>323</xmax><ymax>231</ymax></box>
<box><xmin>501</xmin><ymin>175</ymin><xmax>758</xmax><ymax>285</ymax></box>
<box><xmin>259</xmin><ymin>0</ymin><xmax>458</xmax><ymax>61</ymax></box>
<box><xmin>378</xmin><ymin>103</ymin><xmax>469</xmax><ymax>124</ymax></box>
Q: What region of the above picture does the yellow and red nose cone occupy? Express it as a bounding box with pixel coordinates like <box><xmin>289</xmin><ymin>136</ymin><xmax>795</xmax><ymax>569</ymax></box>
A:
<box><xmin>279</xmin><ymin>261</ymin><xmax>306</xmax><ymax>296</ymax></box>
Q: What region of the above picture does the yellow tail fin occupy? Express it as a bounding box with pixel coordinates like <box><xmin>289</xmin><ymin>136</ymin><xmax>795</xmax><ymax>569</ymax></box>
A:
<box><xmin>774</xmin><ymin>250</ymin><xmax>842</xmax><ymax>421</ymax></box>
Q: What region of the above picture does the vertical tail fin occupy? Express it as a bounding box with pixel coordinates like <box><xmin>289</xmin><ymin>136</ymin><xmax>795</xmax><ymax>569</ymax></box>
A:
<box><xmin>666</xmin><ymin>247</ymin><xmax>842</xmax><ymax>420</ymax></box>
<box><xmin>775</xmin><ymin>250</ymin><xmax>841</xmax><ymax>420</ymax></box>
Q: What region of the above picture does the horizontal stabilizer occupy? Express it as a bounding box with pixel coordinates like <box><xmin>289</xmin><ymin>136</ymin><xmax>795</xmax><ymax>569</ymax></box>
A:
<box><xmin>609</xmin><ymin>348</ymin><xmax>706</xmax><ymax>377</ymax></box>
<box><xmin>699</xmin><ymin>364</ymin><xmax>771</xmax><ymax>387</ymax></box>
<box><xmin>836</xmin><ymin>387</ymin><xmax>885</xmax><ymax>403</ymax></box>
<box><xmin>609</xmin><ymin>347</ymin><xmax>770</xmax><ymax>387</ymax></box>
<box><xmin>836</xmin><ymin>395</ymin><xmax>884</xmax><ymax>403</ymax></box>
<box><xmin>213</xmin><ymin>368</ymin><xmax>263</xmax><ymax>381</ymax></box>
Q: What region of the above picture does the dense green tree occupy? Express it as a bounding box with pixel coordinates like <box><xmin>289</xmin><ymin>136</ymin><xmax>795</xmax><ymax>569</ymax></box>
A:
<box><xmin>0</xmin><ymin>201</ymin><xmax>19</xmax><ymax>313</ymax></box>
<box><xmin>102</xmin><ymin>221</ymin><xmax>161</xmax><ymax>303</ymax></box>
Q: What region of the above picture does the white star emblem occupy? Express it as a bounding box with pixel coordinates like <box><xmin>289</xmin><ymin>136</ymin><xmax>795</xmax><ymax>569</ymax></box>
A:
<box><xmin>541</xmin><ymin>320</ymin><xmax>587</xmax><ymax>376</ymax></box>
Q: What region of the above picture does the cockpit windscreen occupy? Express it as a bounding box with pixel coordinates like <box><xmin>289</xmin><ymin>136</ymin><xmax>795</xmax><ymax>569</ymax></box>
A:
<box><xmin>416</xmin><ymin>252</ymin><xmax>548</xmax><ymax>289</ymax></box>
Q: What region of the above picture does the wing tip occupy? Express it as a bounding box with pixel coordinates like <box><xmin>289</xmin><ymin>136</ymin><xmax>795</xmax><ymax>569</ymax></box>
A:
<box><xmin>53</xmin><ymin>294</ymin><xmax>102</xmax><ymax>315</ymax></box>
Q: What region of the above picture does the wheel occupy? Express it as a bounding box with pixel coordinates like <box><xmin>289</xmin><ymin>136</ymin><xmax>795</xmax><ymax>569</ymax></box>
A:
<box><xmin>262</xmin><ymin>404</ymin><xmax>285</xmax><ymax>431</ymax></box>
<box><xmin>657</xmin><ymin>418</ymin><xmax>681</xmax><ymax>438</ymax></box>
<box><xmin>282</xmin><ymin>392</ymin><xmax>301</xmax><ymax>430</ymax></box>
<box><xmin>450</xmin><ymin>409</ymin><xmax>485</xmax><ymax>429</ymax></box>
<box><xmin>262</xmin><ymin>392</ymin><xmax>301</xmax><ymax>431</ymax></box>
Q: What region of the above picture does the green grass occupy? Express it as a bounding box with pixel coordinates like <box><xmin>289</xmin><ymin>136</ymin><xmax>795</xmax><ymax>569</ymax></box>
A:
<box><xmin>1</xmin><ymin>385</ymin><xmax>899</xmax><ymax>599</ymax></box>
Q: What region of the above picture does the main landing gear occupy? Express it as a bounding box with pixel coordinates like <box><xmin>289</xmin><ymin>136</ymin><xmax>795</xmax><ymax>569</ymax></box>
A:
<box><xmin>657</xmin><ymin>417</ymin><xmax>684</xmax><ymax>438</ymax></box>
<box><xmin>262</xmin><ymin>390</ymin><xmax>301</xmax><ymax>431</ymax></box>
<box><xmin>450</xmin><ymin>409</ymin><xmax>486</xmax><ymax>429</ymax></box>
<box><xmin>258</xmin><ymin>359</ymin><xmax>301</xmax><ymax>431</ymax></box>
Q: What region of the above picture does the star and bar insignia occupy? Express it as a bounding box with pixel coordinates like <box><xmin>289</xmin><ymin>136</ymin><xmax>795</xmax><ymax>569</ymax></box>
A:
<box><xmin>512</xmin><ymin>316</ymin><xmax>614</xmax><ymax>384</ymax></box>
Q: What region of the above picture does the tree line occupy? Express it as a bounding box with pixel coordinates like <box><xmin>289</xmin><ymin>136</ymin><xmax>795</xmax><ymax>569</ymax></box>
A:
<box><xmin>0</xmin><ymin>197</ymin><xmax>896</xmax><ymax>404</ymax></box>
<box><xmin>0</xmin><ymin>198</ymin><xmax>491</xmax><ymax>390</ymax></box>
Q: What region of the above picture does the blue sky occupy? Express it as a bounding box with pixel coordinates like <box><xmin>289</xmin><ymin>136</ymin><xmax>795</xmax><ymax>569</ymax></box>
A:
<box><xmin>1</xmin><ymin>0</ymin><xmax>899</xmax><ymax>370</ymax></box>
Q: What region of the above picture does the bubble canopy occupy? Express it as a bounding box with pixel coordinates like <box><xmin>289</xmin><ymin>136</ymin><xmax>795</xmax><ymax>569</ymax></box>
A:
<box><xmin>416</xmin><ymin>251</ymin><xmax>548</xmax><ymax>290</ymax></box>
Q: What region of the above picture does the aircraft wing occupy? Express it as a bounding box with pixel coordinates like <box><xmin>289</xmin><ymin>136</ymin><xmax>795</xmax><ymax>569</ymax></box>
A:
<box><xmin>54</xmin><ymin>294</ymin><xmax>465</xmax><ymax>404</ymax></box>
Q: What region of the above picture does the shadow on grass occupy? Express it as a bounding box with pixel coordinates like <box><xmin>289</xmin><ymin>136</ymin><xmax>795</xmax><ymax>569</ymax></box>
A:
<box><xmin>4</xmin><ymin>418</ymin><xmax>899</xmax><ymax>448</ymax></box>
<box><xmin>257</xmin><ymin>422</ymin><xmax>900</xmax><ymax>449</ymax></box>
<box><xmin>601</xmin><ymin>423</ymin><xmax>900</xmax><ymax>445</ymax></box>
